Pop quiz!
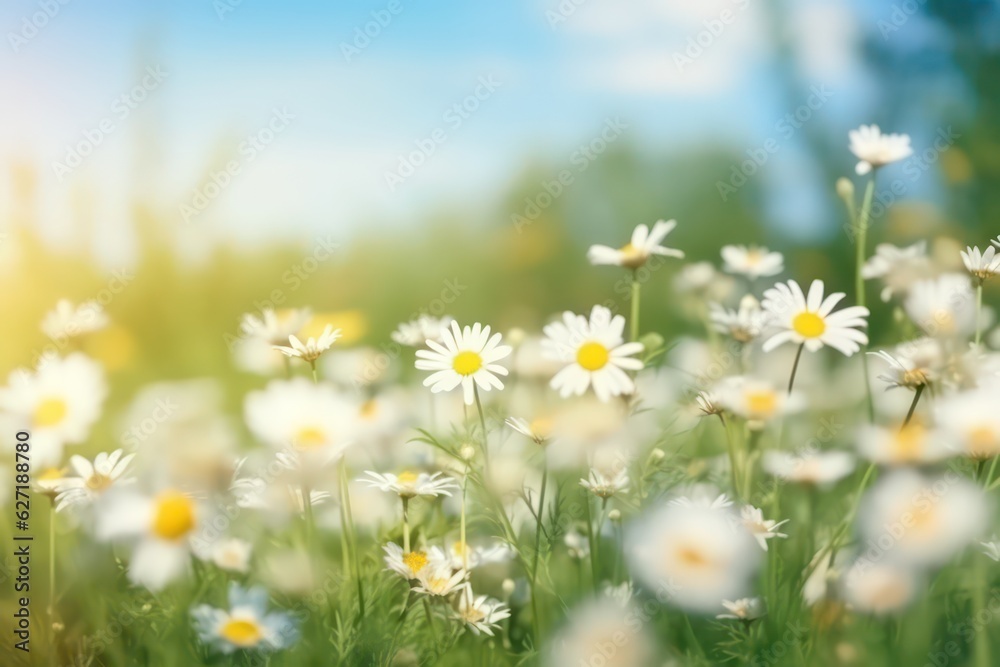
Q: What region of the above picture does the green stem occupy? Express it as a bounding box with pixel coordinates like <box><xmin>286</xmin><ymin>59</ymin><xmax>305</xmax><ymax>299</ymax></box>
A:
<box><xmin>530</xmin><ymin>457</ymin><xmax>548</xmax><ymax>640</ymax></box>
<box><xmin>787</xmin><ymin>343</ymin><xmax>805</xmax><ymax>395</ymax></box>
<box><xmin>975</xmin><ymin>554</ymin><xmax>991</xmax><ymax>667</ymax></box>
<box><xmin>49</xmin><ymin>504</ymin><xmax>57</xmax><ymax>665</ymax></box>
<box><xmin>583</xmin><ymin>491</ymin><xmax>599</xmax><ymax>593</ymax></box>
<box><xmin>719</xmin><ymin>414</ymin><xmax>741</xmax><ymax>499</ymax></box>
<box><xmin>339</xmin><ymin>460</ymin><xmax>364</xmax><ymax>620</ymax></box>
<box><xmin>976</xmin><ymin>282</ymin><xmax>984</xmax><ymax>347</ymax></box>
<box><xmin>902</xmin><ymin>385</ymin><xmax>924</xmax><ymax>427</ymax></box>
<box><xmin>402</xmin><ymin>497</ymin><xmax>410</xmax><ymax>554</ymax></box>
<box><xmin>855</xmin><ymin>177</ymin><xmax>876</xmax><ymax>422</ymax></box>
<box><xmin>630</xmin><ymin>272</ymin><xmax>641</xmax><ymax>342</ymax></box>
<box><xmin>309</xmin><ymin>360</ymin><xmax>318</xmax><ymax>383</ymax></box>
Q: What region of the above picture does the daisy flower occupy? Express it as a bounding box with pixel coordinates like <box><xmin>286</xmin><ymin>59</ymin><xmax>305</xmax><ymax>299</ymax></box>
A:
<box><xmin>505</xmin><ymin>416</ymin><xmax>553</xmax><ymax>445</ymax></box>
<box><xmin>763</xmin><ymin>450</ymin><xmax>855</xmax><ymax>487</ymax></box>
<box><xmin>935</xmin><ymin>387</ymin><xmax>1000</xmax><ymax>459</ymax></box>
<box><xmin>542</xmin><ymin>305</ymin><xmax>644</xmax><ymax>402</ymax></box>
<box><xmin>191</xmin><ymin>583</ymin><xmax>298</xmax><ymax>654</ymax></box>
<box><xmin>980</xmin><ymin>539</ymin><xmax>1000</xmax><ymax>562</ymax></box>
<box><xmin>54</xmin><ymin>449</ymin><xmax>135</xmax><ymax>512</ymax></box>
<box><xmin>391</xmin><ymin>315</ymin><xmax>454</xmax><ymax>347</ymax></box>
<box><xmin>861</xmin><ymin>241</ymin><xmax>930</xmax><ymax>302</ymax></box>
<box><xmin>760</xmin><ymin>279</ymin><xmax>869</xmax><ymax>356</ymax></box>
<box><xmin>709</xmin><ymin>295</ymin><xmax>770</xmax><ymax>343</ymax></box>
<box><xmin>856</xmin><ymin>423</ymin><xmax>951</xmax><ymax>466</ymax></box>
<box><xmin>204</xmin><ymin>538</ymin><xmax>253</xmax><ymax>573</ymax></box>
<box><xmin>904</xmin><ymin>274</ymin><xmax>976</xmax><ymax>338</ymax></box>
<box><xmin>546</xmin><ymin>599</ymin><xmax>654</xmax><ymax>667</ymax></box>
<box><xmin>586</xmin><ymin>219</ymin><xmax>684</xmax><ymax>269</ymax></box>
<box><xmin>841</xmin><ymin>561</ymin><xmax>919</xmax><ymax>615</ymax></box>
<box><xmin>413</xmin><ymin>562</ymin><xmax>468</xmax><ymax>598</ymax></box>
<box><xmin>717</xmin><ymin>597</ymin><xmax>766</xmax><ymax>621</ymax></box>
<box><xmin>580</xmin><ymin>466</ymin><xmax>630</xmax><ymax>499</ymax></box>
<box><xmin>694</xmin><ymin>390</ymin><xmax>723</xmax><ymax>416</ymax></box>
<box><xmin>240</xmin><ymin>308</ymin><xmax>312</xmax><ymax>345</ymax></box>
<box><xmin>454</xmin><ymin>594</ymin><xmax>511</xmax><ymax>636</ymax></box>
<box><xmin>715</xmin><ymin>377</ymin><xmax>797</xmax><ymax>425</ymax></box>
<box><xmin>383</xmin><ymin>542</ymin><xmax>448</xmax><ymax>579</ymax></box>
<box><xmin>244</xmin><ymin>378</ymin><xmax>358</xmax><ymax>458</ymax></box>
<box><xmin>33</xmin><ymin>467</ymin><xmax>67</xmax><ymax>500</ymax></box>
<box><xmin>273</xmin><ymin>323</ymin><xmax>341</xmax><ymax>364</ymax></box>
<box><xmin>961</xmin><ymin>245</ymin><xmax>1000</xmax><ymax>283</ymax></box>
<box><xmin>96</xmin><ymin>489</ymin><xmax>202</xmax><ymax>590</ymax></box>
<box><xmin>869</xmin><ymin>348</ymin><xmax>935</xmax><ymax>391</ymax></box>
<box><xmin>740</xmin><ymin>505</ymin><xmax>788</xmax><ymax>552</ymax></box>
<box><xmin>414</xmin><ymin>321</ymin><xmax>512</xmax><ymax>405</ymax></box>
<box><xmin>40</xmin><ymin>299</ymin><xmax>108</xmax><ymax>340</ymax></box>
<box><xmin>858</xmin><ymin>470</ymin><xmax>987</xmax><ymax>567</ymax></box>
<box><xmin>0</xmin><ymin>354</ymin><xmax>107</xmax><ymax>468</ymax></box>
<box><xmin>848</xmin><ymin>124</ymin><xmax>913</xmax><ymax>175</ymax></box>
<box><xmin>674</xmin><ymin>261</ymin><xmax>733</xmax><ymax>300</ymax></box>
<box><xmin>720</xmin><ymin>245</ymin><xmax>784</xmax><ymax>280</ymax></box>
<box><xmin>627</xmin><ymin>502</ymin><xmax>759</xmax><ymax>613</ymax></box>
<box><xmin>445</xmin><ymin>540</ymin><xmax>514</xmax><ymax>571</ymax></box>
<box><xmin>359</xmin><ymin>470</ymin><xmax>458</xmax><ymax>499</ymax></box>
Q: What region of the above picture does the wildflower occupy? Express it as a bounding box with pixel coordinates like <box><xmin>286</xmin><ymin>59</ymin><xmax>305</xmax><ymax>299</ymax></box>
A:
<box><xmin>717</xmin><ymin>597</ymin><xmax>766</xmax><ymax>621</ymax></box>
<box><xmin>848</xmin><ymin>124</ymin><xmax>912</xmax><ymax>175</ymax></box>
<box><xmin>55</xmin><ymin>449</ymin><xmax>135</xmax><ymax>511</ymax></box>
<box><xmin>904</xmin><ymin>274</ymin><xmax>976</xmax><ymax>338</ymax></box>
<box><xmin>272</xmin><ymin>324</ymin><xmax>341</xmax><ymax>363</ymax></box>
<box><xmin>206</xmin><ymin>538</ymin><xmax>253</xmax><ymax>573</ymax></box>
<box><xmin>413</xmin><ymin>562</ymin><xmax>467</xmax><ymax>597</ymax></box>
<box><xmin>546</xmin><ymin>600</ymin><xmax>654</xmax><ymax>667</ymax></box>
<box><xmin>856</xmin><ymin>423</ymin><xmax>951</xmax><ymax>466</ymax></box>
<box><xmin>841</xmin><ymin>561</ymin><xmax>919</xmax><ymax>616</ymax></box>
<box><xmin>40</xmin><ymin>299</ymin><xmax>108</xmax><ymax>340</ymax></box>
<box><xmin>695</xmin><ymin>390</ymin><xmax>723</xmax><ymax>416</ymax></box>
<box><xmin>454</xmin><ymin>594</ymin><xmax>511</xmax><ymax>636</ymax></box>
<box><xmin>391</xmin><ymin>315</ymin><xmax>454</xmax><ymax>347</ymax></box>
<box><xmin>740</xmin><ymin>505</ymin><xmax>788</xmax><ymax>552</ymax></box>
<box><xmin>542</xmin><ymin>305</ymin><xmax>644</xmax><ymax>402</ymax></box>
<box><xmin>191</xmin><ymin>583</ymin><xmax>298</xmax><ymax>654</ymax></box>
<box><xmin>359</xmin><ymin>470</ymin><xmax>458</xmax><ymax>499</ymax></box>
<box><xmin>869</xmin><ymin>348</ymin><xmax>935</xmax><ymax>391</ymax></box>
<box><xmin>961</xmin><ymin>245</ymin><xmax>1000</xmax><ymax>283</ymax></box>
<box><xmin>935</xmin><ymin>387</ymin><xmax>1000</xmax><ymax>460</ymax></box>
<box><xmin>980</xmin><ymin>539</ymin><xmax>1000</xmax><ymax>562</ymax></box>
<box><xmin>861</xmin><ymin>241</ymin><xmax>931</xmax><ymax>302</ymax></box>
<box><xmin>763</xmin><ymin>450</ymin><xmax>855</xmax><ymax>487</ymax></box>
<box><xmin>414</xmin><ymin>321</ymin><xmax>511</xmax><ymax>405</ymax></box>
<box><xmin>720</xmin><ymin>245</ymin><xmax>784</xmax><ymax>280</ymax></box>
<box><xmin>383</xmin><ymin>542</ymin><xmax>448</xmax><ymax>579</ymax></box>
<box><xmin>709</xmin><ymin>295</ymin><xmax>769</xmax><ymax>343</ymax></box>
<box><xmin>760</xmin><ymin>279</ymin><xmax>869</xmax><ymax>356</ymax></box>
<box><xmin>587</xmin><ymin>219</ymin><xmax>684</xmax><ymax>269</ymax></box>
<box><xmin>716</xmin><ymin>377</ymin><xmax>796</xmax><ymax>425</ymax></box>
<box><xmin>244</xmin><ymin>378</ymin><xmax>358</xmax><ymax>458</ymax></box>
<box><xmin>240</xmin><ymin>308</ymin><xmax>311</xmax><ymax>345</ymax></box>
<box><xmin>580</xmin><ymin>467</ymin><xmax>630</xmax><ymax>499</ymax></box>
<box><xmin>505</xmin><ymin>416</ymin><xmax>552</xmax><ymax>445</ymax></box>
<box><xmin>0</xmin><ymin>354</ymin><xmax>107</xmax><ymax>468</ymax></box>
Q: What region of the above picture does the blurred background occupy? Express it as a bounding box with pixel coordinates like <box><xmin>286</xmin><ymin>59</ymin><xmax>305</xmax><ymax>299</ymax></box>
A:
<box><xmin>2</xmin><ymin>0</ymin><xmax>998</xmax><ymax>397</ymax></box>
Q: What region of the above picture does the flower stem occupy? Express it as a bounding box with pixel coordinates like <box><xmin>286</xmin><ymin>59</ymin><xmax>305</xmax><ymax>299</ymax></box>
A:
<box><xmin>530</xmin><ymin>457</ymin><xmax>548</xmax><ymax>640</ymax></box>
<box><xmin>630</xmin><ymin>272</ymin><xmax>641</xmax><ymax>342</ymax></box>
<box><xmin>583</xmin><ymin>491</ymin><xmax>599</xmax><ymax>593</ymax></box>
<box><xmin>309</xmin><ymin>361</ymin><xmax>318</xmax><ymax>384</ymax></box>
<box><xmin>976</xmin><ymin>282</ymin><xmax>984</xmax><ymax>347</ymax></box>
<box><xmin>49</xmin><ymin>503</ymin><xmax>57</xmax><ymax>662</ymax></box>
<box><xmin>402</xmin><ymin>497</ymin><xmax>410</xmax><ymax>554</ymax></box>
<box><xmin>902</xmin><ymin>385</ymin><xmax>924</xmax><ymax>427</ymax></box>
<box><xmin>339</xmin><ymin>460</ymin><xmax>364</xmax><ymax>619</ymax></box>
<box><xmin>855</xmin><ymin>177</ymin><xmax>876</xmax><ymax>422</ymax></box>
<box><xmin>975</xmin><ymin>554</ymin><xmax>991</xmax><ymax>667</ymax></box>
<box><xmin>719</xmin><ymin>414</ymin><xmax>741</xmax><ymax>499</ymax></box>
<box><xmin>787</xmin><ymin>343</ymin><xmax>805</xmax><ymax>395</ymax></box>
<box><xmin>473</xmin><ymin>385</ymin><xmax>491</xmax><ymax>474</ymax></box>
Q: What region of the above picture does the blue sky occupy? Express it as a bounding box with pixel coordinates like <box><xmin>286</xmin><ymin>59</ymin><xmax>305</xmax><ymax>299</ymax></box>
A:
<box><xmin>0</xmin><ymin>0</ymin><xmax>938</xmax><ymax>262</ymax></box>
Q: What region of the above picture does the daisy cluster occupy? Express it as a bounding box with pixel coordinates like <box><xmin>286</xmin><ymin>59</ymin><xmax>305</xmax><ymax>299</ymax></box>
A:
<box><xmin>6</xmin><ymin>123</ymin><xmax>1000</xmax><ymax>666</ymax></box>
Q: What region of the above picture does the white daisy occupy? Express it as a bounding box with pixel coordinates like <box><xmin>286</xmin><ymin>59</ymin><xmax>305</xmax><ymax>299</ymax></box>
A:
<box><xmin>454</xmin><ymin>594</ymin><xmax>511</xmax><ymax>636</ymax></box>
<box><xmin>841</xmin><ymin>561</ymin><xmax>919</xmax><ymax>615</ymax></box>
<box><xmin>272</xmin><ymin>324</ymin><xmax>341</xmax><ymax>363</ymax></box>
<box><xmin>861</xmin><ymin>241</ymin><xmax>930</xmax><ymax>302</ymax></box>
<box><xmin>715</xmin><ymin>377</ymin><xmax>797</xmax><ymax>425</ymax></box>
<box><xmin>761</xmin><ymin>279</ymin><xmax>869</xmax><ymax>356</ymax></box>
<box><xmin>869</xmin><ymin>347</ymin><xmax>936</xmax><ymax>391</ymax></box>
<box><xmin>54</xmin><ymin>449</ymin><xmax>135</xmax><ymax>512</ymax></box>
<box><xmin>191</xmin><ymin>583</ymin><xmax>298</xmax><ymax>654</ymax></box>
<box><xmin>740</xmin><ymin>505</ymin><xmax>788</xmax><ymax>552</ymax></box>
<box><xmin>205</xmin><ymin>538</ymin><xmax>253</xmax><ymax>574</ymax></box>
<box><xmin>961</xmin><ymin>245</ymin><xmax>1000</xmax><ymax>283</ymax></box>
<box><xmin>627</xmin><ymin>501</ymin><xmax>760</xmax><ymax>613</ymax></box>
<box><xmin>709</xmin><ymin>295</ymin><xmax>770</xmax><ymax>343</ymax></box>
<box><xmin>96</xmin><ymin>489</ymin><xmax>202</xmax><ymax>591</ymax></box>
<box><xmin>0</xmin><ymin>354</ymin><xmax>107</xmax><ymax>468</ymax></box>
<box><xmin>542</xmin><ymin>305</ymin><xmax>644</xmax><ymax>402</ymax></box>
<box><xmin>848</xmin><ymin>124</ymin><xmax>913</xmax><ymax>175</ymax></box>
<box><xmin>694</xmin><ymin>390</ymin><xmax>723</xmax><ymax>416</ymax></box>
<box><xmin>413</xmin><ymin>562</ymin><xmax>468</xmax><ymax>598</ymax></box>
<box><xmin>904</xmin><ymin>274</ymin><xmax>976</xmax><ymax>338</ymax></box>
<box><xmin>414</xmin><ymin>321</ymin><xmax>511</xmax><ymax>405</ymax></box>
<box><xmin>856</xmin><ymin>422</ymin><xmax>951</xmax><ymax>466</ymax></box>
<box><xmin>546</xmin><ymin>599</ymin><xmax>654</xmax><ymax>667</ymax></box>
<box><xmin>580</xmin><ymin>467</ymin><xmax>630</xmax><ymax>499</ymax></box>
<box><xmin>980</xmin><ymin>539</ymin><xmax>1000</xmax><ymax>562</ymax></box>
<box><xmin>935</xmin><ymin>386</ymin><xmax>1000</xmax><ymax>460</ymax></box>
<box><xmin>717</xmin><ymin>597</ymin><xmax>766</xmax><ymax>621</ymax></box>
<box><xmin>244</xmin><ymin>378</ymin><xmax>358</xmax><ymax>458</ymax></box>
<box><xmin>505</xmin><ymin>416</ymin><xmax>552</xmax><ymax>445</ymax></box>
<box><xmin>445</xmin><ymin>540</ymin><xmax>514</xmax><ymax>571</ymax></box>
<box><xmin>391</xmin><ymin>315</ymin><xmax>454</xmax><ymax>347</ymax></box>
<box><xmin>359</xmin><ymin>470</ymin><xmax>458</xmax><ymax>499</ymax></box>
<box><xmin>383</xmin><ymin>542</ymin><xmax>448</xmax><ymax>579</ymax></box>
<box><xmin>720</xmin><ymin>245</ymin><xmax>784</xmax><ymax>280</ymax></box>
<box><xmin>763</xmin><ymin>450</ymin><xmax>855</xmax><ymax>487</ymax></box>
<box><xmin>40</xmin><ymin>299</ymin><xmax>108</xmax><ymax>340</ymax></box>
<box><xmin>858</xmin><ymin>470</ymin><xmax>987</xmax><ymax>567</ymax></box>
<box><xmin>587</xmin><ymin>219</ymin><xmax>684</xmax><ymax>269</ymax></box>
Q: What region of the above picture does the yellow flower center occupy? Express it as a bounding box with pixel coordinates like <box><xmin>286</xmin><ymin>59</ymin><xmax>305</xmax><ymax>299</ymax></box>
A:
<box><xmin>892</xmin><ymin>423</ymin><xmax>924</xmax><ymax>461</ymax></box>
<box><xmin>85</xmin><ymin>473</ymin><xmax>113</xmax><ymax>492</ymax></box>
<box><xmin>152</xmin><ymin>492</ymin><xmax>196</xmax><ymax>541</ymax></box>
<box><xmin>746</xmin><ymin>248</ymin><xmax>763</xmax><ymax>265</ymax></box>
<box><xmin>577</xmin><ymin>341</ymin><xmax>610</xmax><ymax>371</ymax></box>
<box><xmin>402</xmin><ymin>550</ymin><xmax>428</xmax><ymax>575</ymax></box>
<box><xmin>397</xmin><ymin>471</ymin><xmax>418</xmax><ymax>485</ymax></box>
<box><xmin>220</xmin><ymin>618</ymin><xmax>263</xmax><ymax>648</ymax></box>
<box><xmin>792</xmin><ymin>312</ymin><xmax>826</xmax><ymax>338</ymax></box>
<box><xmin>619</xmin><ymin>243</ymin><xmax>646</xmax><ymax>269</ymax></box>
<box><xmin>676</xmin><ymin>545</ymin><xmax>710</xmax><ymax>569</ymax></box>
<box><xmin>294</xmin><ymin>426</ymin><xmax>327</xmax><ymax>449</ymax></box>
<box><xmin>967</xmin><ymin>425</ymin><xmax>999</xmax><ymax>459</ymax></box>
<box><xmin>39</xmin><ymin>468</ymin><xmax>65</xmax><ymax>482</ymax></box>
<box><xmin>34</xmin><ymin>397</ymin><xmax>68</xmax><ymax>428</ymax></box>
<box><xmin>360</xmin><ymin>399</ymin><xmax>379</xmax><ymax>420</ymax></box>
<box><xmin>452</xmin><ymin>351</ymin><xmax>483</xmax><ymax>376</ymax></box>
<box><xmin>745</xmin><ymin>390</ymin><xmax>778</xmax><ymax>418</ymax></box>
